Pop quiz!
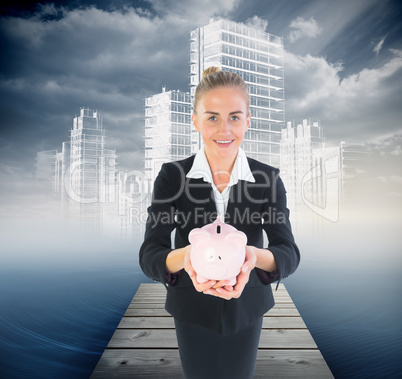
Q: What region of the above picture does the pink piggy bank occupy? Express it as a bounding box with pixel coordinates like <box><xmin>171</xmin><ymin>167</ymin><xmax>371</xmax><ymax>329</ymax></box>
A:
<box><xmin>188</xmin><ymin>216</ymin><xmax>247</xmax><ymax>286</ymax></box>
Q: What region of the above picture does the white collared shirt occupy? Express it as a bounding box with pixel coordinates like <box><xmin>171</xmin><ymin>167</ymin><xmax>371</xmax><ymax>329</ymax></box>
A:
<box><xmin>186</xmin><ymin>147</ymin><xmax>255</xmax><ymax>221</ymax></box>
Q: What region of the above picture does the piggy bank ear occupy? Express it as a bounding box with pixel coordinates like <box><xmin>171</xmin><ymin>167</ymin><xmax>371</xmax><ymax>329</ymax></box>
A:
<box><xmin>189</xmin><ymin>229</ymin><xmax>211</xmax><ymax>244</ymax></box>
<box><xmin>225</xmin><ymin>231</ymin><xmax>247</xmax><ymax>248</ymax></box>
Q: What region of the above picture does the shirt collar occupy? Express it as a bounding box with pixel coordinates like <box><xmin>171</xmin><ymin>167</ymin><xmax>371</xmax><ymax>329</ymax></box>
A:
<box><xmin>186</xmin><ymin>147</ymin><xmax>255</xmax><ymax>186</ymax></box>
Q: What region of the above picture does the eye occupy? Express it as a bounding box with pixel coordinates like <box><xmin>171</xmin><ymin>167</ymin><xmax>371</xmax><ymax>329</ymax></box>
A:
<box><xmin>209</xmin><ymin>116</ymin><xmax>217</xmax><ymax>121</ymax></box>
<box><xmin>231</xmin><ymin>115</ymin><xmax>240</xmax><ymax>121</ymax></box>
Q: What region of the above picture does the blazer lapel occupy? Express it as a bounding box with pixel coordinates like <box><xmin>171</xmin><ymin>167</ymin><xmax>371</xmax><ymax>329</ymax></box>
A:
<box><xmin>226</xmin><ymin>181</ymin><xmax>243</xmax><ymax>225</ymax></box>
<box><xmin>185</xmin><ymin>177</ymin><xmax>217</xmax><ymax>215</ymax></box>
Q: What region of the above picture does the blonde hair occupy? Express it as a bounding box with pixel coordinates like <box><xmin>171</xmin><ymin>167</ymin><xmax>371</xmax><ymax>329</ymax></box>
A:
<box><xmin>193</xmin><ymin>66</ymin><xmax>250</xmax><ymax>115</ymax></box>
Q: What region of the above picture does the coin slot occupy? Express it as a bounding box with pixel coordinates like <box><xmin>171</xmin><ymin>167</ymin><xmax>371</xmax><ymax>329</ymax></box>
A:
<box><xmin>217</xmin><ymin>225</ymin><xmax>221</xmax><ymax>234</ymax></box>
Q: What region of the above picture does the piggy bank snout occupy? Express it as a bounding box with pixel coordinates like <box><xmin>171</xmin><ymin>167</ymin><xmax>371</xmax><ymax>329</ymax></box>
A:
<box><xmin>204</xmin><ymin>247</ymin><xmax>221</xmax><ymax>262</ymax></box>
<box><xmin>189</xmin><ymin>220</ymin><xmax>247</xmax><ymax>283</ymax></box>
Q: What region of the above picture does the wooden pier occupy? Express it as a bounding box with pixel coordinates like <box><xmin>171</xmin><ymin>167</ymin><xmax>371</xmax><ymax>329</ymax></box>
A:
<box><xmin>91</xmin><ymin>283</ymin><xmax>333</xmax><ymax>378</ymax></box>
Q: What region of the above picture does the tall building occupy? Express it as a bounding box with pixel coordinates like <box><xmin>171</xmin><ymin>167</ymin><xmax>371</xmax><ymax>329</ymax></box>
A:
<box><xmin>63</xmin><ymin>108</ymin><xmax>116</xmax><ymax>223</ymax></box>
<box><xmin>144</xmin><ymin>19</ymin><xmax>285</xmax><ymax>190</ymax></box>
<box><xmin>36</xmin><ymin>107</ymin><xmax>117</xmax><ymax>232</ymax></box>
<box><xmin>280</xmin><ymin>119</ymin><xmax>325</xmax><ymax>218</ymax></box>
<box><xmin>340</xmin><ymin>141</ymin><xmax>371</xmax><ymax>208</ymax></box>
<box><xmin>35</xmin><ymin>150</ymin><xmax>62</xmax><ymax>192</ymax></box>
<box><xmin>144</xmin><ymin>88</ymin><xmax>192</xmax><ymax>183</ymax></box>
<box><xmin>281</xmin><ymin>119</ymin><xmax>352</xmax><ymax>224</ymax></box>
<box><xmin>311</xmin><ymin>145</ymin><xmax>342</xmax><ymax>222</ymax></box>
<box><xmin>190</xmin><ymin>19</ymin><xmax>285</xmax><ymax>166</ymax></box>
<box><xmin>117</xmin><ymin>171</ymin><xmax>148</xmax><ymax>242</ymax></box>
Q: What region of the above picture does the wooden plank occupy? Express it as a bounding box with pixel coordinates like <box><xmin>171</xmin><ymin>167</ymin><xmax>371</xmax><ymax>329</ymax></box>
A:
<box><xmin>106</xmin><ymin>329</ymin><xmax>317</xmax><ymax>349</ymax></box>
<box><xmin>132</xmin><ymin>289</ymin><xmax>291</xmax><ymax>296</ymax></box>
<box><xmin>117</xmin><ymin>316</ymin><xmax>306</xmax><ymax>329</ymax></box>
<box><xmin>129</xmin><ymin>295</ymin><xmax>293</xmax><ymax>304</ymax></box>
<box><xmin>90</xmin><ymin>349</ymin><xmax>333</xmax><ymax>379</ymax></box>
<box><xmin>123</xmin><ymin>307</ymin><xmax>300</xmax><ymax>317</ymax></box>
<box><xmin>133</xmin><ymin>290</ymin><xmax>291</xmax><ymax>297</ymax></box>
<box><xmin>117</xmin><ymin>317</ymin><xmax>175</xmax><ymax>329</ymax></box>
<box><xmin>90</xmin><ymin>349</ymin><xmax>183</xmax><ymax>379</ymax></box>
<box><xmin>263</xmin><ymin>316</ymin><xmax>306</xmax><ymax>329</ymax></box>
<box><xmin>128</xmin><ymin>302</ymin><xmax>297</xmax><ymax>309</ymax></box>
<box><xmin>254</xmin><ymin>350</ymin><xmax>334</xmax><ymax>378</ymax></box>
<box><xmin>91</xmin><ymin>282</ymin><xmax>333</xmax><ymax>379</ymax></box>
<box><xmin>137</xmin><ymin>282</ymin><xmax>287</xmax><ymax>289</ymax></box>
<box><xmin>135</xmin><ymin>282</ymin><xmax>287</xmax><ymax>294</ymax></box>
<box><xmin>259</xmin><ymin>329</ymin><xmax>317</xmax><ymax>349</ymax></box>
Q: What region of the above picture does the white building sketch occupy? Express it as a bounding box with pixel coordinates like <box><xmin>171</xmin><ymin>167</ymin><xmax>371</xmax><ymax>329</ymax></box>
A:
<box><xmin>280</xmin><ymin>119</ymin><xmax>325</xmax><ymax>217</ymax></box>
<box><xmin>36</xmin><ymin>107</ymin><xmax>117</xmax><ymax>232</ymax></box>
<box><xmin>145</xmin><ymin>19</ymin><xmax>286</xmax><ymax>193</ymax></box>
<box><xmin>189</xmin><ymin>19</ymin><xmax>285</xmax><ymax>166</ymax></box>
<box><xmin>35</xmin><ymin>20</ymin><xmax>370</xmax><ymax>236</ymax></box>
<box><xmin>66</xmin><ymin>108</ymin><xmax>116</xmax><ymax>212</ymax></box>
<box><xmin>340</xmin><ymin>141</ymin><xmax>371</xmax><ymax>208</ymax></box>
<box><xmin>143</xmin><ymin>19</ymin><xmax>368</xmax><ymax>225</ymax></box>
<box><xmin>35</xmin><ymin>150</ymin><xmax>62</xmax><ymax>193</ymax></box>
<box><xmin>144</xmin><ymin>88</ymin><xmax>192</xmax><ymax>183</ymax></box>
<box><xmin>280</xmin><ymin>119</ymin><xmax>369</xmax><ymax>223</ymax></box>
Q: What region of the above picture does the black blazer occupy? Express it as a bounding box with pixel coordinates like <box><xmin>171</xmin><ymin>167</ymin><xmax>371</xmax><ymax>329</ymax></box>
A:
<box><xmin>139</xmin><ymin>155</ymin><xmax>300</xmax><ymax>335</ymax></box>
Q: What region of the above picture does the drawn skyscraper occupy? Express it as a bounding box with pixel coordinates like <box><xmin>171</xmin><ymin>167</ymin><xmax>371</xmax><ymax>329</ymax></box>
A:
<box><xmin>189</xmin><ymin>19</ymin><xmax>285</xmax><ymax>166</ymax></box>
<box><xmin>340</xmin><ymin>141</ymin><xmax>370</xmax><ymax>208</ymax></box>
<box><xmin>63</xmin><ymin>108</ymin><xmax>116</xmax><ymax>225</ymax></box>
<box><xmin>144</xmin><ymin>88</ymin><xmax>192</xmax><ymax>183</ymax></box>
<box><xmin>145</xmin><ymin>19</ymin><xmax>285</xmax><ymax>190</ymax></box>
<box><xmin>35</xmin><ymin>150</ymin><xmax>62</xmax><ymax>192</ymax></box>
<box><xmin>280</xmin><ymin>119</ymin><xmax>325</xmax><ymax>214</ymax></box>
<box><xmin>36</xmin><ymin>107</ymin><xmax>117</xmax><ymax>231</ymax></box>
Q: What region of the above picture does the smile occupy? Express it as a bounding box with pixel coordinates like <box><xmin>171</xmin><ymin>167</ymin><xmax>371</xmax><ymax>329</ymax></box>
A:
<box><xmin>215</xmin><ymin>140</ymin><xmax>234</xmax><ymax>145</ymax></box>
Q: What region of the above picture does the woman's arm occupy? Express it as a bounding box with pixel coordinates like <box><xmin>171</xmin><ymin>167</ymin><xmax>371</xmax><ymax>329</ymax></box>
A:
<box><xmin>165</xmin><ymin>246</ymin><xmax>188</xmax><ymax>274</ymax></box>
<box><xmin>261</xmin><ymin>173</ymin><xmax>300</xmax><ymax>284</ymax></box>
<box><xmin>253</xmin><ymin>246</ymin><xmax>277</xmax><ymax>272</ymax></box>
<box><xmin>141</xmin><ymin>162</ymin><xmax>226</xmax><ymax>292</ymax></box>
<box><xmin>139</xmin><ymin>163</ymin><xmax>177</xmax><ymax>283</ymax></box>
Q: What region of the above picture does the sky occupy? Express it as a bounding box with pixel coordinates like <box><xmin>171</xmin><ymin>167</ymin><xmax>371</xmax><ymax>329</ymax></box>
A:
<box><xmin>0</xmin><ymin>0</ymin><xmax>401</xmax><ymax>216</ymax></box>
<box><xmin>0</xmin><ymin>5</ymin><xmax>400</xmax><ymax>378</ymax></box>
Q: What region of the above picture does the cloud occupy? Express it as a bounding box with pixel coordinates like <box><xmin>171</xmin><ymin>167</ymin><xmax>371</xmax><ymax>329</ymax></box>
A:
<box><xmin>0</xmin><ymin>0</ymin><xmax>401</xmax><ymax>181</ymax></box>
<box><xmin>288</xmin><ymin>16</ymin><xmax>322</xmax><ymax>43</ymax></box>
<box><xmin>145</xmin><ymin>0</ymin><xmax>238</xmax><ymax>20</ymax></box>
<box><xmin>390</xmin><ymin>175</ymin><xmax>402</xmax><ymax>185</ymax></box>
<box><xmin>376</xmin><ymin>175</ymin><xmax>402</xmax><ymax>185</ymax></box>
<box><xmin>373</xmin><ymin>35</ymin><xmax>387</xmax><ymax>55</ymax></box>
<box><xmin>284</xmin><ymin>49</ymin><xmax>402</xmax><ymax>143</ymax></box>
<box><xmin>368</xmin><ymin>132</ymin><xmax>402</xmax><ymax>150</ymax></box>
<box><xmin>245</xmin><ymin>15</ymin><xmax>268</xmax><ymax>31</ymax></box>
<box><xmin>390</xmin><ymin>146</ymin><xmax>401</xmax><ymax>156</ymax></box>
<box><xmin>0</xmin><ymin>3</ymin><xmax>239</xmax><ymax>173</ymax></box>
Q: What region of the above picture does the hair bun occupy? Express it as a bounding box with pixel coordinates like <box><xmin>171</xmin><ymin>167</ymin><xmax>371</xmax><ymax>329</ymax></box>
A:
<box><xmin>202</xmin><ymin>66</ymin><xmax>221</xmax><ymax>79</ymax></box>
<box><xmin>193</xmin><ymin>66</ymin><xmax>250</xmax><ymax>115</ymax></box>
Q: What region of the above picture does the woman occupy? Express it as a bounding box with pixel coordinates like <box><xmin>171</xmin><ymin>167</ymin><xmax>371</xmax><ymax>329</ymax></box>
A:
<box><xmin>139</xmin><ymin>67</ymin><xmax>300</xmax><ymax>379</ymax></box>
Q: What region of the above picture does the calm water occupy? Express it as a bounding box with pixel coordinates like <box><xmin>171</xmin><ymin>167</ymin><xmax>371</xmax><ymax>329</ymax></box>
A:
<box><xmin>0</xmin><ymin>217</ymin><xmax>401</xmax><ymax>378</ymax></box>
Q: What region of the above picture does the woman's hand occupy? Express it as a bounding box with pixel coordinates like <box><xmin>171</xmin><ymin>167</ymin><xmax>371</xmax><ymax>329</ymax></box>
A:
<box><xmin>184</xmin><ymin>246</ymin><xmax>230</xmax><ymax>293</ymax></box>
<box><xmin>203</xmin><ymin>246</ymin><xmax>257</xmax><ymax>300</ymax></box>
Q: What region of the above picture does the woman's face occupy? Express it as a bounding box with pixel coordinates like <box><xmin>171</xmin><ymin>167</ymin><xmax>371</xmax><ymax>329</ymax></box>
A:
<box><xmin>192</xmin><ymin>86</ymin><xmax>250</xmax><ymax>164</ymax></box>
